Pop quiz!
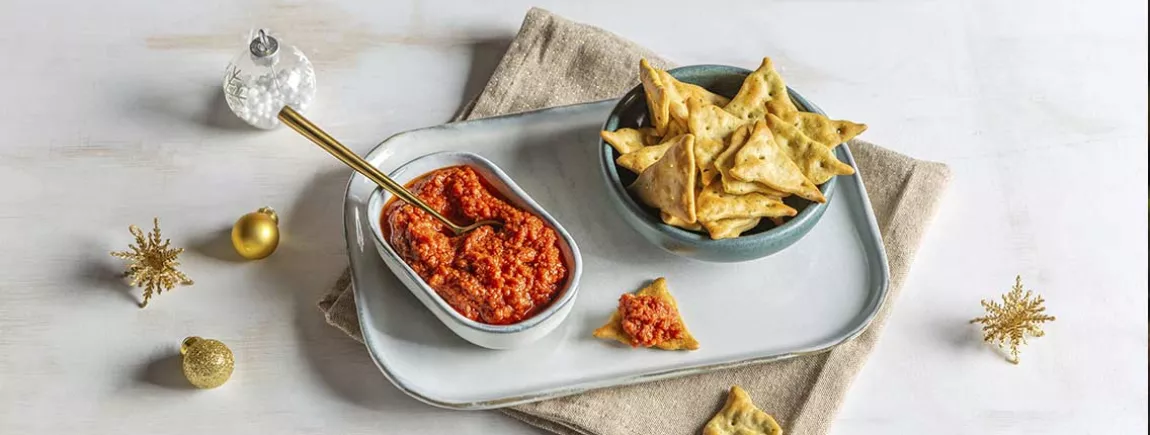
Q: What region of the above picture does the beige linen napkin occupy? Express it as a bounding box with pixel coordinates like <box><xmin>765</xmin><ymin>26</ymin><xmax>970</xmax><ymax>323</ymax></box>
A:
<box><xmin>318</xmin><ymin>8</ymin><xmax>951</xmax><ymax>435</ymax></box>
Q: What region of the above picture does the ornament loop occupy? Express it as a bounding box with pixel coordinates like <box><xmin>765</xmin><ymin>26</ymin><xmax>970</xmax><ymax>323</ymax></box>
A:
<box><xmin>249</xmin><ymin>29</ymin><xmax>279</xmax><ymax>58</ymax></box>
<box><xmin>180</xmin><ymin>336</ymin><xmax>202</xmax><ymax>355</ymax></box>
<box><xmin>257</xmin><ymin>206</ymin><xmax>279</xmax><ymax>224</ymax></box>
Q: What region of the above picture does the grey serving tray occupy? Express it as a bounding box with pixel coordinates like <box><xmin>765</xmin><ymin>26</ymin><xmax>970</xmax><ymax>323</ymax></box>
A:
<box><xmin>342</xmin><ymin>100</ymin><xmax>889</xmax><ymax>409</ymax></box>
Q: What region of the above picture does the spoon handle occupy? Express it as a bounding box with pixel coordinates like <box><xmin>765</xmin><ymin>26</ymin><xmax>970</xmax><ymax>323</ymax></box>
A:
<box><xmin>277</xmin><ymin>106</ymin><xmax>463</xmax><ymax>233</ymax></box>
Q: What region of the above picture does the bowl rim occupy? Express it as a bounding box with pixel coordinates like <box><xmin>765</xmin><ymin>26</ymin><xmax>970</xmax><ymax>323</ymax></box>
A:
<box><xmin>599</xmin><ymin>64</ymin><xmax>839</xmax><ymax>248</ymax></box>
<box><xmin>366</xmin><ymin>150</ymin><xmax>583</xmax><ymax>335</ymax></box>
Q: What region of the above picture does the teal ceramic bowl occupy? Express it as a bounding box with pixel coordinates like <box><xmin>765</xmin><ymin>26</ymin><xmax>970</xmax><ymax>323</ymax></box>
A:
<box><xmin>599</xmin><ymin>64</ymin><xmax>843</xmax><ymax>262</ymax></box>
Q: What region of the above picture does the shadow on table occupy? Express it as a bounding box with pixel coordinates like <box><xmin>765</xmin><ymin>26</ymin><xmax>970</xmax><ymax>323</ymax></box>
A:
<box><xmin>76</xmin><ymin>244</ymin><xmax>141</xmax><ymax>306</ymax></box>
<box><xmin>940</xmin><ymin>316</ymin><xmax>1013</xmax><ymax>362</ymax></box>
<box><xmin>138</xmin><ymin>352</ymin><xmax>195</xmax><ymax>390</ymax></box>
<box><xmin>120</xmin><ymin>81</ymin><xmax>259</xmax><ymax>134</ymax></box>
<box><xmin>200</xmin><ymin>90</ymin><xmax>255</xmax><ymax>131</ymax></box>
<box><xmin>189</xmin><ymin>228</ymin><xmax>245</xmax><ymax>263</ymax></box>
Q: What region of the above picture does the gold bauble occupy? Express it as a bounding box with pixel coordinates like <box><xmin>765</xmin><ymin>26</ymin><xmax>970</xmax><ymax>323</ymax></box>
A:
<box><xmin>231</xmin><ymin>206</ymin><xmax>280</xmax><ymax>260</ymax></box>
<box><xmin>181</xmin><ymin>336</ymin><xmax>234</xmax><ymax>389</ymax></box>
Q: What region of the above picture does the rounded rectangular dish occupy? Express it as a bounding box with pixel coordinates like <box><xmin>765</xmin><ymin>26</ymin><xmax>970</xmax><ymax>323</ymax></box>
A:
<box><xmin>366</xmin><ymin>151</ymin><xmax>583</xmax><ymax>349</ymax></box>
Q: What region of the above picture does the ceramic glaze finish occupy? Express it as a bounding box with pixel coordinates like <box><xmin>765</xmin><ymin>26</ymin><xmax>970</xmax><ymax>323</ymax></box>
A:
<box><xmin>600</xmin><ymin>64</ymin><xmax>840</xmax><ymax>262</ymax></box>
<box><xmin>366</xmin><ymin>151</ymin><xmax>582</xmax><ymax>349</ymax></box>
<box><xmin>0</xmin><ymin>1</ymin><xmax>1145</xmax><ymax>434</ymax></box>
<box><xmin>344</xmin><ymin>102</ymin><xmax>889</xmax><ymax>408</ymax></box>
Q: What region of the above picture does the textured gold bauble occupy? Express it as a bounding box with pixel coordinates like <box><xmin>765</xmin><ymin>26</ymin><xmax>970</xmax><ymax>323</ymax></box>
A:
<box><xmin>231</xmin><ymin>207</ymin><xmax>280</xmax><ymax>260</ymax></box>
<box><xmin>181</xmin><ymin>336</ymin><xmax>234</xmax><ymax>389</ymax></box>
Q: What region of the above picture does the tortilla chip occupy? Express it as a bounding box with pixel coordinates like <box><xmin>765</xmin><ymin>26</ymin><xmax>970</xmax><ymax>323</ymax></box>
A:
<box><xmin>600</xmin><ymin>127</ymin><xmax>659</xmax><ymax>155</ymax></box>
<box><xmin>702</xmin><ymin>386</ymin><xmax>783</xmax><ymax>435</ymax></box>
<box><xmin>700</xmin><ymin>217</ymin><xmax>762</xmax><ymax>240</ymax></box>
<box><xmin>640</xmin><ymin>59</ymin><xmax>735</xmax><ymax>138</ymax></box>
<box><xmin>724</xmin><ymin>57</ymin><xmax>798</xmax><ymax>123</ymax></box>
<box><xmin>792</xmin><ymin>111</ymin><xmax>867</xmax><ymax>147</ymax></box>
<box><xmin>661</xmin><ymin>211</ymin><xmax>703</xmax><ymax>231</ymax></box>
<box><xmin>593</xmin><ymin>278</ymin><xmax>699</xmax><ymax>351</ymax></box>
<box><xmin>658</xmin><ymin>70</ymin><xmax>695</xmax><ymax>127</ymax></box>
<box><xmin>654</xmin><ymin>67</ymin><xmax>731</xmax><ymax>129</ymax></box>
<box><xmin>665</xmin><ymin>118</ymin><xmax>688</xmax><ymax>138</ymax></box>
<box><xmin>768</xmin><ymin>216</ymin><xmax>786</xmax><ymax>227</ymax></box>
<box><xmin>686</xmin><ymin>97</ymin><xmax>748</xmax><ymax>185</ymax></box>
<box><xmin>677</xmin><ymin>81</ymin><xmax>731</xmax><ymax>107</ymax></box>
<box><xmin>764</xmin><ymin>113</ymin><xmax>855</xmax><ymax>185</ymax></box>
<box><xmin>697</xmin><ymin>182</ymin><xmax>797</xmax><ymax>222</ymax></box>
<box><xmin>628</xmin><ymin>135</ymin><xmax>698</xmax><ymax>223</ymax></box>
<box><xmin>730</xmin><ymin>121</ymin><xmax>826</xmax><ymax>203</ymax></box>
<box><xmin>640</xmin><ymin>59</ymin><xmax>674</xmax><ymax>136</ymax></box>
<box><xmin>715</xmin><ymin>124</ymin><xmax>791</xmax><ymax>198</ymax></box>
<box><xmin>616</xmin><ymin>134</ymin><xmax>690</xmax><ymax>174</ymax></box>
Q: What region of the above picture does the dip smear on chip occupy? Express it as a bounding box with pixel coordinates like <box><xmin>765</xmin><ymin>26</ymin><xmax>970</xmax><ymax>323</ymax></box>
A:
<box><xmin>384</xmin><ymin>166</ymin><xmax>568</xmax><ymax>325</ymax></box>
<box><xmin>593</xmin><ymin>277</ymin><xmax>698</xmax><ymax>350</ymax></box>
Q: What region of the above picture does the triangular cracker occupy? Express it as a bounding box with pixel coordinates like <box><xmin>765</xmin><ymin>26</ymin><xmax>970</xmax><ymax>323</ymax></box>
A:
<box><xmin>764</xmin><ymin>113</ymin><xmax>855</xmax><ymax>185</ymax></box>
<box><xmin>791</xmin><ymin>111</ymin><xmax>867</xmax><ymax>148</ymax></box>
<box><xmin>601</xmin><ymin>127</ymin><xmax>659</xmax><ymax>155</ymax></box>
<box><xmin>677</xmin><ymin>81</ymin><xmax>731</xmax><ymax>107</ymax></box>
<box><xmin>697</xmin><ymin>181</ymin><xmax>797</xmax><ymax>222</ymax></box>
<box><xmin>724</xmin><ymin>57</ymin><xmax>798</xmax><ymax>122</ymax></box>
<box><xmin>715</xmin><ymin>124</ymin><xmax>790</xmax><ymax>198</ymax></box>
<box><xmin>641</xmin><ymin>60</ymin><xmax>728</xmax><ymax>135</ymax></box>
<box><xmin>702</xmin><ymin>386</ymin><xmax>783</xmax><ymax>435</ymax></box>
<box><xmin>593</xmin><ymin>278</ymin><xmax>699</xmax><ymax>350</ymax></box>
<box><xmin>665</xmin><ymin>117</ymin><xmax>689</xmax><ymax>139</ymax></box>
<box><xmin>687</xmin><ymin>97</ymin><xmax>748</xmax><ymax>186</ymax></box>
<box><xmin>616</xmin><ymin>134</ymin><xmax>690</xmax><ymax>174</ymax></box>
<box><xmin>640</xmin><ymin>59</ymin><xmax>674</xmax><ymax>136</ymax></box>
<box><xmin>700</xmin><ymin>217</ymin><xmax>762</xmax><ymax>240</ymax></box>
<box><xmin>658</xmin><ymin>69</ymin><xmax>695</xmax><ymax>128</ymax></box>
<box><xmin>628</xmin><ymin>135</ymin><xmax>698</xmax><ymax>223</ymax></box>
<box><xmin>730</xmin><ymin>121</ymin><xmax>825</xmax><ymax>203</ymax></box>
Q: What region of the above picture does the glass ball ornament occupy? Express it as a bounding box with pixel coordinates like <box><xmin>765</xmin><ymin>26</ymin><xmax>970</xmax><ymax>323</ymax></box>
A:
<box><xmin>223</xmin><ymin>29</ymin><xmax>317</xmax><ymax>129</ymax></box>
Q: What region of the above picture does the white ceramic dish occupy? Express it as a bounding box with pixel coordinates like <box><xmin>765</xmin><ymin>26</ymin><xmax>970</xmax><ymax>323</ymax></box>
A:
<box><xmin>365</xmin><ymin>151</ymin><xmax>583</xmax><ymax>349</ymax></box>
<box><xmin>343</xmin><ymin>100</ymin><xmax>889</xmax><ymax>409</ymax></box>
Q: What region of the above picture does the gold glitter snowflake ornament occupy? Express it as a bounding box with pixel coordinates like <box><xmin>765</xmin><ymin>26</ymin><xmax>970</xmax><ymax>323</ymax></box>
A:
<box><xmin>110</xmin><ymin>218</ymin><xmax>193</xmax><ymax>308</ymax></box>
<box><xmin>970</xmin><ymin>275</ymin><xmax>1055</xmax><ymax>364</ymax></box>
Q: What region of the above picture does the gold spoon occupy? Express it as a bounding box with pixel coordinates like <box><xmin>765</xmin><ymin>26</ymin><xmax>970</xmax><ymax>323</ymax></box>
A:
<box><xmin>278</xmin><ymin>106</ymin><xmax>500</xmax><ymax>235</ymax></box>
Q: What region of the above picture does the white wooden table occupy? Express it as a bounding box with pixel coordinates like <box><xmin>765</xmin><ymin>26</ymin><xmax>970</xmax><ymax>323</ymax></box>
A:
<box><xmin>1</xmin><ymin>1</ymin><xmax>1145</xmax><ymax>433</ymax></box>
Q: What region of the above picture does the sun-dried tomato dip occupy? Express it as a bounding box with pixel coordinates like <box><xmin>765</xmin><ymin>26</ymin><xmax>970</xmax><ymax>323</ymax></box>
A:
<box><xmin>384</xmin><ymin>166</ymin><xmax>568</xmax><ymax>325</ymax></box>
<box><xmin>618</xmin><ymin>293</ymin><xmax>685</xmax><ymax>347</ymax></box>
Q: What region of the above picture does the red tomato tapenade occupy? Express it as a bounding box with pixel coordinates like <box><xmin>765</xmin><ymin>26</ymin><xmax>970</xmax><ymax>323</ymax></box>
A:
<box><xmin>384</xmin><ymin>166</ymin><xmax>567</xmax><ymax>325</ymax></box>
<box><xmin>618</xmin><ymin>293</ymin><xmax>685</xmax><ymax>347</ymax></box>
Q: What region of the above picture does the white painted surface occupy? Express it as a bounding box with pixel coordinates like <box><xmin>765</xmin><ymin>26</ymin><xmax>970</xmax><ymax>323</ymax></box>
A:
<box><xmin>0</xmin><ymin>0</ymin><xmax>1145</xmax><ymax>434</ymax></box>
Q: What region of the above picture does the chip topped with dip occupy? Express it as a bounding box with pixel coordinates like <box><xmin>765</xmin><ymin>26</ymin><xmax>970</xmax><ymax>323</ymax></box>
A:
<box><xmin>594</xmin><ymin>277</ymin><xmax>698</xmax><ymax>350</ymax></box>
